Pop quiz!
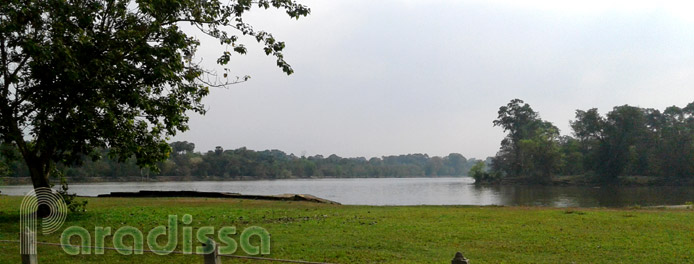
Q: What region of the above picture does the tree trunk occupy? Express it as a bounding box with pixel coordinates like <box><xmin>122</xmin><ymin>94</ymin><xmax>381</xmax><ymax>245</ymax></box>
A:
<box><xmin>26</xmin><ymin>159</ymin><xmax>52</xmax><ymax>218</ymax></box>
<box><xmin>29</xmin><ymin>165</ymin><xmax>50</xmax><ymax>189</ymax></box>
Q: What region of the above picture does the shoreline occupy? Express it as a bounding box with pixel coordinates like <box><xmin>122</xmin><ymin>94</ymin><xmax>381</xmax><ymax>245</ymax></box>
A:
<box><xmin>0</xmin><ymin>192</ymin><xmax>691</xmax><ymax>209</ymax></box>
<box><xmin>0</xmin><ymin>175</ymin><xmax>470</xmax><ymax>186</ymax></box>
<box><xmin>3</xmin><ymin>175</ymin><xmax>693</xmax><ymax>186</ymax></box>
<box><xmin>473</xmin><ymin>175</ymin><xmax>694</xmax><ymax>187</ymax></box>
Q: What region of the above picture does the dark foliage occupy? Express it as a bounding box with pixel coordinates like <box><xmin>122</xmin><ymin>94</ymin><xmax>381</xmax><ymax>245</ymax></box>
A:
<box><xmin>486</xmin><ymin>99</ymin><xmax>694</xmax><ymax>184</ymax></box>
<box><xmin>1</xmin><ymin>142</ymin><xmax>482</xmax><ymax>179</ymax></box>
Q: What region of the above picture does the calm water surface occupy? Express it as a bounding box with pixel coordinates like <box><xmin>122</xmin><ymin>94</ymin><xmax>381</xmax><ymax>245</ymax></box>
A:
<box><xmin>2</xmin><ymin>177</ymin><xmax>693</xmax><ymax>207</ymax></box>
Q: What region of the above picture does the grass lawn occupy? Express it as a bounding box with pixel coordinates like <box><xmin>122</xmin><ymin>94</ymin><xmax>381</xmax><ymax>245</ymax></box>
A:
<box><xmin>0</xmin><ymin>196</ymin><xmax>692</xmax><ymax>263</ymax></box>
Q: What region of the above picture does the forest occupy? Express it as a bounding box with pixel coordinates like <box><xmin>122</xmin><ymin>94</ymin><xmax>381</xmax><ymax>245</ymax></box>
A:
<box><xmin>471</xmin><ymin>99</ymin><xmax>694</xmax><ymax>185</ymax></box>
<box><xmin>0</xmin><ymin>142</ymin><xmax>483</xmax><ymax>180</ymax></box>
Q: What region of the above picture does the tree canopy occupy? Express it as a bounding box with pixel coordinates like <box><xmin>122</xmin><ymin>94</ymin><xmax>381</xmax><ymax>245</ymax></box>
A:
<box><xmin>485</xmin><ymin>99</ymin><xmax>694</xmax><ymax>184</ymax></box>
<box><xmin>491</xmin><ymin>99</ymin><xmax>560</xmax><ymax>182</ymax></box>
<box><xmin>0</xmin><ymin>143</ymin><xmax>482</xmax><ymax>179</ymax></box>
<box><xmin>0</xmin><ymin>0</ymin><xmax>309</xmax><ymax>188</ymax></box>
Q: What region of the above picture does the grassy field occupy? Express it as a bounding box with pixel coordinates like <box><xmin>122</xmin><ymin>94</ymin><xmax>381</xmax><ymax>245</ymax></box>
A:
<box><xmin>0</xmin><ymin>196</ymin><xmax>692</xmax><ymax>263</ymax></box>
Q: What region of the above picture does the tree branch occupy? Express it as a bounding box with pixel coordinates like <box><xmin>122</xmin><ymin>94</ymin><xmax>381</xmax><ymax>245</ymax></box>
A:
<box><xmin>0</xmin><ymin>36</ymin><xmax>8</xmax><ymax>98</ymax></box>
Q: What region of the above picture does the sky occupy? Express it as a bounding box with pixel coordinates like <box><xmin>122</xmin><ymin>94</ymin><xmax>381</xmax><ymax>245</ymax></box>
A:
<box><xmin>173</xmin><ymin>0</ymin><xmax>694</xmax><ymax>160</ymax></box>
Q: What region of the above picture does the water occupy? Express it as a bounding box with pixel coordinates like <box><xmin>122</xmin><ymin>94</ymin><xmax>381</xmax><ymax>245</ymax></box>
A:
<box><xmin>2</xmin><ymin>177</ymin><xmax>693</xmax><ymax>207</ymax></box>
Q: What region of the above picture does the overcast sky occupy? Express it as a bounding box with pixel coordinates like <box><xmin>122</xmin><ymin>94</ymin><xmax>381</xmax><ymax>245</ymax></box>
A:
<box><xmin>173</xmin><ymin>0</ymin><xmax>694</xmax><ymax>159</ymax></box>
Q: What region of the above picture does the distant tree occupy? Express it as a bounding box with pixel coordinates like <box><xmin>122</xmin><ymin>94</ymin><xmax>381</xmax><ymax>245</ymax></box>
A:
<box><xmin>597</xmin><ymin>105</ymin><xmax>648</xmax><ymax>181</ymax></box>
<box><xmin>492</xmin><ymin>99</ymin><xmax>543</xmax><ymax>178</ymax></box>
<box><xmin>445</xmin><ymin>153</ymin><xmax>467</xmax><ymax>175</ymax></box>
<box><xmin>557</xmin><ymin>136</ymin><xmax>583</xmax><ymax>175</ymax></box>
<box><xmin>571</xmin><ymin>109</ymin><xmax>604</xmax><ymax>143</ymax></box>
<box><xmin>650</xmin><ymin>105</ymin><xmax>694</xmax><ymax>178</ymax></box>
<box><xmin>570</xmin><ymin>108</ymin><xmax>604</xmax><ymax>174</ymax></box>
<box><xmin>425</xmin><ymin>156</ymin><xmax>444</xmax><ymax>176</ymax></box>
<box><xmin>171</xmin><ymin>141</ymin><xmax>195</xmax><ymax>155</ymax></box>
<box><xmin>568</xmin><ymin>103</ymin><xmax>694</xmax><ymax>181</ymax></box>
<box><xmin>517</xmin><ymin>121</ymin><xmax>561</xmax><ymax>182</ymax></box>
<box><xmin>493</xmin><ymin>99</ymin><xmax>542</xmax><ymax>143</ymax></box>
<box><xmin>469</xmin><ymin>160</ymin><xmax>498</xmax><ymax>183</ymax></box>
<box><xmin>0</xmin><ymin>0</ymin><xmax>309</xmax><ymax>190</ymax></box>
<box><xmin>214</xmin><ymin>146</ymin><xmax>224</xmax><ymax>155</ymax></box>
<box><xmin>489</xmin><ymin>99</ymin><xmax>562</xmax><ymax>182</ymax></box>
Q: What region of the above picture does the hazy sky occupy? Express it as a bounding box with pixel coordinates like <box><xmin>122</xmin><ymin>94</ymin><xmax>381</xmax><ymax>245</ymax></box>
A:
<box><xmin>173</xmin><ymin>0</ymin><xmax>694</xmax><ymax>159</ymax></box>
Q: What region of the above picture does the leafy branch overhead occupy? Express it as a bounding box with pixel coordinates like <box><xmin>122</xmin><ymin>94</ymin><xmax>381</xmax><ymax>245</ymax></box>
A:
<box><xmin>0</xmin><ymin>0</ymin><xmax>309</xmax><ymax>188</ymax></box>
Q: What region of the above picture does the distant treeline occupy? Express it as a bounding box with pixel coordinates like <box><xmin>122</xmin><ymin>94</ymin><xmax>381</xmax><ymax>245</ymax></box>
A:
<box><xmin>0</xmin><ymin>142</ymin><xmax>485</xmax><ymax>180</ymax></box>
<box><xmin>473</xmin><ymin>99</ymin><xmax>694</xmax><ymax>184</ymax></box>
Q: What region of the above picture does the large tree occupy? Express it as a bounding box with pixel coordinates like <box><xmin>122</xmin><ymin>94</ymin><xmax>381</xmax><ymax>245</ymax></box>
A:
<box><xmin>569</xmin><ymin>108</ymin><xmax>604</xmax><ymax>174</ymax></box>
<box><xmin>491</xmin><ymin>99</ymin><xmax>561</xmax><ymax>182</ymax></box>
<box><xmin>0</xmin><ymin>0</ymin><xmax>309</xmax><ymax>189</ymax></box>
<box><xmin>491</xmin><ymin>99</ymin><xmax>541</xmax><ymax>178</ymax></box>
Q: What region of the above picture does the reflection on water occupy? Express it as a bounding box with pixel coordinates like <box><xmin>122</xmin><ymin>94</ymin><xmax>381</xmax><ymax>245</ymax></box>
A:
<box><xmin>1</xmin><ymin>177</ymin><xmax>693</xmax><ymax>207</ymax></box>
<box><xmin>487</xmin><ymin>184</ymin><xmax>694</xmax><ymax>207</ymax></box>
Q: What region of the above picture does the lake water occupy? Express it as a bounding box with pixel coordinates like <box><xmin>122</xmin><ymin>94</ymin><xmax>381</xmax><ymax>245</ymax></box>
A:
<box><xmin>2</xmin><ymin>177</ymin><xmax>693</xmax><ymax>207</ymax></box>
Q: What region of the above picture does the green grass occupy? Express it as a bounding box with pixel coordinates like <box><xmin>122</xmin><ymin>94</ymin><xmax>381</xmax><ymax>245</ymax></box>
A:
<box><xmin>0</xmin><ymin>196</ymin><xmax>693</xmax><ymax>263</ymax></box>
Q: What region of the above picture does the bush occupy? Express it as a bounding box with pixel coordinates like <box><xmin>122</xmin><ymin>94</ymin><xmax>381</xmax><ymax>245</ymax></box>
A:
<box><xmin>57</xmin><ymin>176</ymin><xmax>88</xmax><ymax>213</ymax></box>
<box><xmin>469</xmin><ymin>161</ymin><xmax>499</xmax><ymax>183</ymax></box>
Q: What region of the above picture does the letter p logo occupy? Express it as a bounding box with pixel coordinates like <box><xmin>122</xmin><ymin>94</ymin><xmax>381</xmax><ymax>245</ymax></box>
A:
<box><xmin>20</xmin><ymin>187</ymin><xmax>68</xmax><ymax>255</ymax></box>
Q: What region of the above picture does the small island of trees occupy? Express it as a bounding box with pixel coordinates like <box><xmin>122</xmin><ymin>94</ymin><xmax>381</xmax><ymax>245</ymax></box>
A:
<box><xmin>472</xmin><ymin>99</ymin><xmax>694</xmax><ymax>185</ymax></box>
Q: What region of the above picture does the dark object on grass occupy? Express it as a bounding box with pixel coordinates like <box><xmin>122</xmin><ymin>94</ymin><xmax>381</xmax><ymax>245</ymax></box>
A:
<box><xmin>452</xmin><ymin>252</ymin><xmax>469</xmax><ymax>264</ymax></box>
<box><xmin>98</xmin><ymin>190</ymin><xmax>340</xmax><ymax>204</ymax></box>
